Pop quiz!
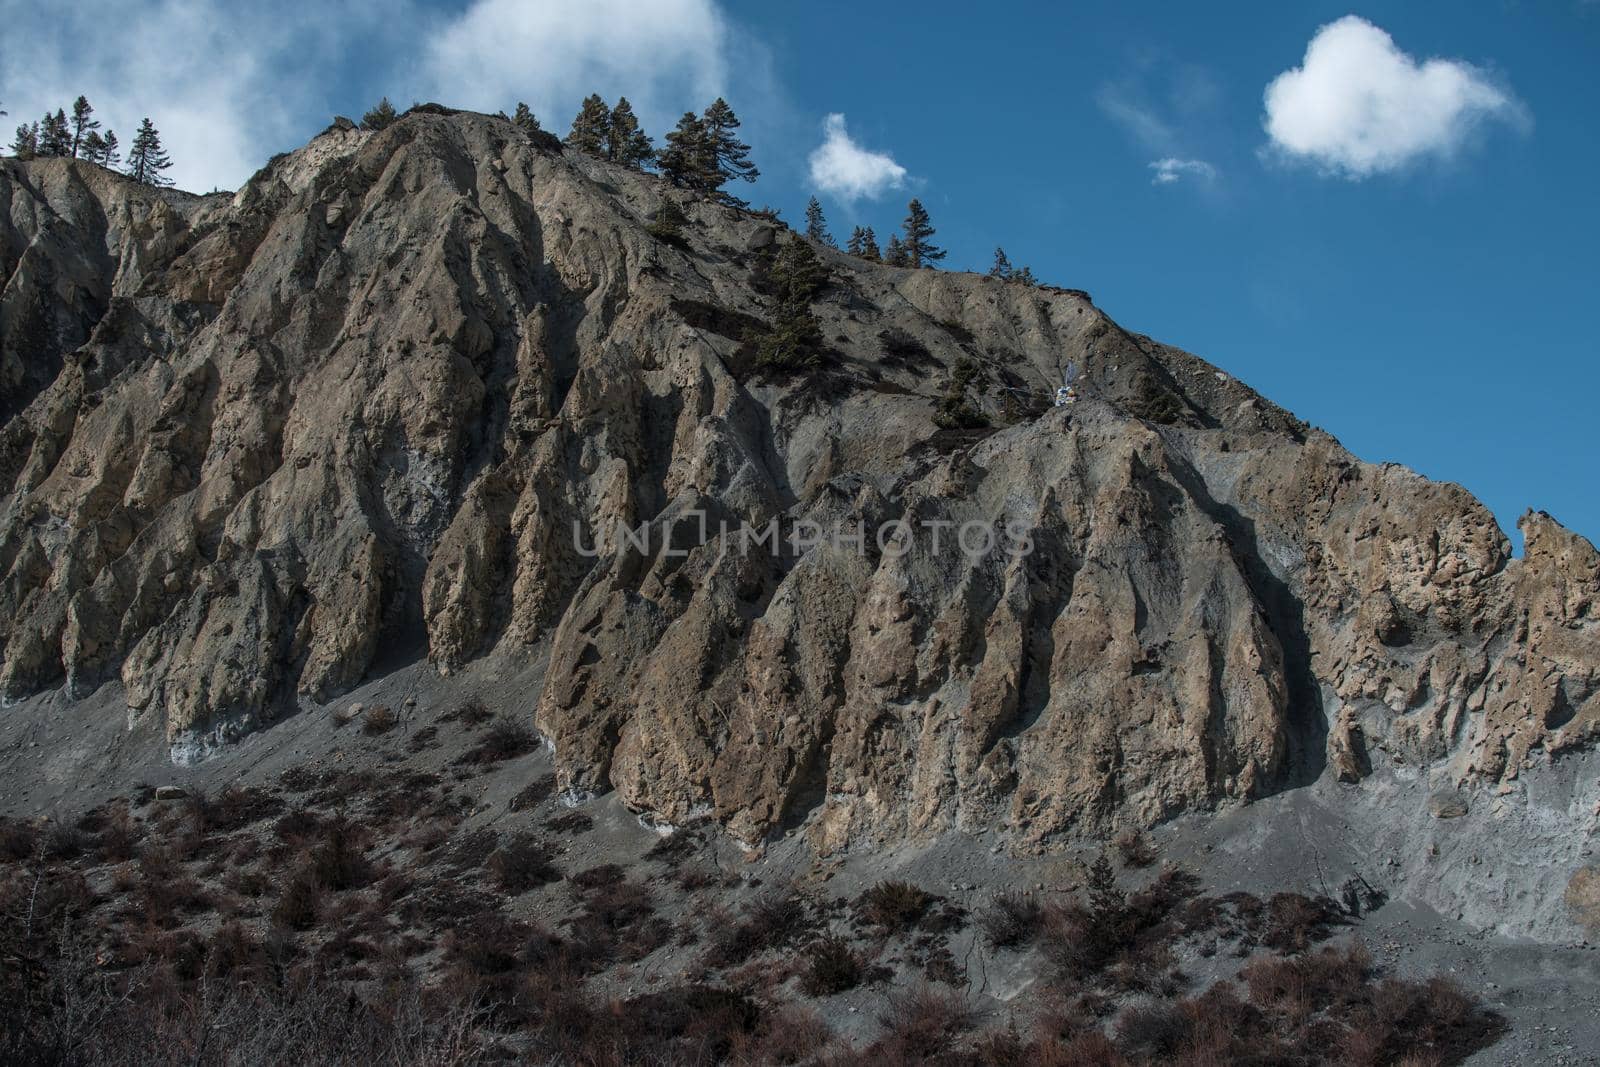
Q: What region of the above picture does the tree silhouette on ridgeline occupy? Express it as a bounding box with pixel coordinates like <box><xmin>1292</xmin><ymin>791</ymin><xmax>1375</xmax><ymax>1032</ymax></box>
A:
<box><xmin>361</xmin><ymin>97</ymin><xmax>398</xmax><ymax>131</ymax></box>
<box><xmin>69</xmin><ymin>96</ymin><xmax>99</xmax><ymax>157</ymax></box>
<box><xmin>901</xmin><ymin>198</ymin><xmax>944</xmax><ymax>269</ymax></box>
<box><xmin>7</xmin><ymin>95</ymin><xmax>138</xmax><ymax>176</ymax></box>
<box><xmin>2</xmin><ymin>87</ymin><xmax>1053</xmax><ymax>281</ymax></box>
<box><xmin>804</xmin><ymin>197</ymin><xmax>836</xmax><ymax>247</ymax></box>
<box><xmin>126</xmin><ymin>118</ymin><xmax>173</xmax><ymax>186</ymax></box>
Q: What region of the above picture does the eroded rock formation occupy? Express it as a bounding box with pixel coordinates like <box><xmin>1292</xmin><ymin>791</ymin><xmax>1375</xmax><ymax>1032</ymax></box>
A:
<box><xmin>2</xmin><ymin>109</ymin><xmax>1595</xmax><ymax>848</ymax></box>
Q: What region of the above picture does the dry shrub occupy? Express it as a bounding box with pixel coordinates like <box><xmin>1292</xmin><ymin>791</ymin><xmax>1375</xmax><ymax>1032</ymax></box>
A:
<box><xmin>1104</xmin><ymin>939</ymin><xmax>1182</xmax><ymax>996</ymax></box>
<box><xmin>406</xmin><ymin>725</ymin><xmax>439</xmax><ymax>753</ymax></box>
<box><xmin>608</xmin><ymin>985</ymin><xmax>762</xmax><ymax>1064</ymax></box>
<box><xmin>1114</xmin><ymin>999</ymin><xmax>1190</xmax><ymax>1059</ymax></box>
<box><xmin>44</xmin><ymin>823</ymin><xmax>91</xmax><ymax>861</ymax></box>
<box><xmin>443</xmin><ymin>911</ymin><xmax>527</xmax><ymax>979</ymax></box>
<box><xmin>800</xmin><ymin>936</ymin><xmax>861</xmax><ymax>996</ymax></box>
<box><xmin>544</xmin><ymin>810</ymin><xmax>593</xmax><ymax>835</ymax></box>
<box><xmin>1115</xmin><ymin>829</ymin><xmax>1157</xmax><ymax>868</ymax></box>
<box><xmin>1040</xmin><ymin>860</ymin><xmax>1204</xmax><ymax>992</ymax></box>
<box><xmin>191</xmin><ymin>786</ymin><xmax>283</xmax><ymax>834</ymax></box>
<box><xmin>136</xmin><ymin>847</ymin><xmax>210</xmax><ymax>926</ymax></box>
<box><xmin>205</xmin><ymin>920</ymin><xmax>272</xmax><ymax>982</ymax></box>
<box><xmin>305</xmin><ymin>817</ymin><xmax>372</xmax><ymax>891</ymax></box>
<box><xmin>400</xmin><ymin>879</ymin><xmax>498</xmax><ymax>927</ymax></box>
<box><xmin>972</xmin><ymin>1024</ymin><xmax>1028</xmax><ymax>1066</ymax></box>
<box><xmin>705</xmin><ymin>890</ymin><xmax>812</xmax><ymax>967</ymax></box>
<box><xmin>856</xmin><ymin>880</ymin><xmax>934</xmax><ymax>933</ymax></box>
<box><xmin>1260</xmin><ymin>891</ymin><xmax>1346</xmax><ymax>953</ymax></box>
<box><xmin>579</xmin><ymin>880</ymin><xmax>666</xmax><ymax>960</ymax></box>
<box><xmin>459</xmin><ymin>717</ymin><xmax>536</xmax><ymax>764</ymax></box>
<box><xmin>874</xmin><ymin>985</ymin><xmax>976</xmax><ymax>1060</ymax></box>
<box><xmin>400</xmin><ymin>818</ymin><xmax>452</xmax><ymax>854</ymax></box>
<box><xmin>273</xmin><ymin>809</ymin><xmax>323</xmax><ymax>842</ymax></box>
<box><xmin>0</xmin><ymin>818</ymin><xmax>39</xmax><ymax>861</ymax></box>
<box><xmin>362</xmin><ymin>704</ymin><xmax>396</xmax><ymax>735</ymax></box>
<box><xmin>486</xmin><ymin>832</ymin><xmax>561</xmax><ymax>894</ymax></box>
<box><xmin>225</xmin><ymin>867</ymin><xmax>272</xmax><ymax>900</ymax></box>
<box><xmin>441</xmin><ymin>828</ymin><xmax>500</xmax><ymax>873</ymax></box>
<box><xmin>94</xmin><ymin>806</ymin><xmax>142</xmax><ymax>862</ymax></box>
<box><xmin>305</xmin><ymin>769</ymin><xmax>382</xmax><ymax>809</ymax></box>
<box><xmin>730</xmin><ymin>1004</ymin><xmax>832</xmax><ymax>1065</ymax></box>
<box><xmin>569</xmin><ymin>863</ymin><xmax>625</xmax><ymax>890</ymax></box>
<box><xmin>646</xmin><ymin>827</ymin><xmax>705</xmax><ymax>865</ymax></box>
<box><xmin>979</xmin><ymin>890</ymin><xmax>1042</xmax><ymax>948</ymax></box>
<box><xmin>507</xmin><ymin>775</ymin><xmax>556</xmax><ymax>812</ymax></box>
<box><xmin>443</xmin><ymin>697</ymin><xmax>494</xmax><ymax>726</ymax></box>
<box><xmin>273</xmin><ymin>869</ymin><xmax>325</xmax><ymax>930</ymax></box>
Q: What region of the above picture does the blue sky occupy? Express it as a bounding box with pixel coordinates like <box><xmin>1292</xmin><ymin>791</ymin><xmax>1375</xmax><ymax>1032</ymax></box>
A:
<box><xmin>3</xmin><ymin>1</ymin><xmax>1596</xmax><ymax>548</ymax></box>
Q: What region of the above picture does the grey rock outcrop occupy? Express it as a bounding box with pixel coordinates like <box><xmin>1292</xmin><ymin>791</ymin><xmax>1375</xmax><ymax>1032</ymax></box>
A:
<box><xmin>2</xmin><ymin>110</ymin><xmax>1595</xmax><ymax>851</ymax></box>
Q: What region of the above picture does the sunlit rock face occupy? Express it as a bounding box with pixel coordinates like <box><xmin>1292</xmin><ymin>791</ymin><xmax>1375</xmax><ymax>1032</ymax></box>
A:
<box><xmin>2</xmin><ymin>110</ymin><xmax>1595</xmax><ymax>849</ymax></box>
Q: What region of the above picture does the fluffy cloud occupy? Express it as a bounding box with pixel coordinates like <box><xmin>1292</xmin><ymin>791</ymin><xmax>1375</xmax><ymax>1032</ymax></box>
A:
<box><xmin>422</xmin><ymin>0</ymin><xmax>729</xmax><ymax>135</ymax></box>
<box><xmin>1263</xmin><ymin>15</ymin><xmax>1525</xmax><ymax>178</ymax></box>
<box><xmin>807</xmin><ymin>114</ymin><xmax>907</xmax><ymax>201</ymax></box>
<box><xmin>1149</xmin><ymin>158</ymin><xmax>1216</xmax><ymax>186</ymax></box>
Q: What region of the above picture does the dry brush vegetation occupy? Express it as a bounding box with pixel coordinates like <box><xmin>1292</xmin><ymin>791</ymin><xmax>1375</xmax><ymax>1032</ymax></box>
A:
<box><xmin>0</xmin><ymin>775</ymin><xmax>1505</xmax><ymax>1065</ymax></box>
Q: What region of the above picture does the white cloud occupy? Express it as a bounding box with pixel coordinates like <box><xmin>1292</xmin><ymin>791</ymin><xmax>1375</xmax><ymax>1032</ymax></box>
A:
<box><xmin>807</xmin><ymin>113</ymin><xmax>907</xmax><ymax>201</ymax></box>
<box><xmin>0</xmin><ymin>0</ymin><xmax>739</xmax><ymax>193</ymax></box>
<box><xmin>1149</xmin><ymin>158</ymin><xmax>1216</xmax><ymax>185</ymax></box>
<box><xmin>423</xmin><ymin>0</ymin><xmax>729</xmax><ymax>138</ymax></box>
<box><xmin>1263</xmin><ymin>15</ymin><xmax>1526</xmax><ymax>178</ymax></box>
<box><xmin>0</xmin><ymin>0</ymin><xmax>406</xmax><ymax>192</ymax></box>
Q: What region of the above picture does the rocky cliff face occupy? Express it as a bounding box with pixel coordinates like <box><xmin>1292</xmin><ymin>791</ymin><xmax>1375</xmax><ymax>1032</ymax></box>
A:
<box><xmin>2</xmin><ymin>109</ymin><xmax>1596</xmax><ymax>849</ymax></box>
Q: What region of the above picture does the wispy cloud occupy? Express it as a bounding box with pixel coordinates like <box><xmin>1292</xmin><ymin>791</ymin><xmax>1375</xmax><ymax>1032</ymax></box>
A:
<box><xmin>1095</xmin><ymin>84</ymin><xmax>1175</xmax><ymax>153</ymax></box>
<box><xmin>807</xmin><ymin>113</ymin><xmax>907</xmax><ymax>201</ymax></box>
<box><xmin>1263</xmin><ymin>15</ymin><xmax>1527</xmax><ymax>178</ymax></box>
<box><xmin>1097</xmin><ymin>72</ymin><xmax>1218</xmax><ymax>189</ymax></box>
<box><xmin>1149</xmin><ymin>158</ymin><xmax>1217</xmax><ymax>186</ymax></box>
<box><xmin>422</xmin><ymin>0</ymin><xmax>730</xmax><ymax>138</ymax></box>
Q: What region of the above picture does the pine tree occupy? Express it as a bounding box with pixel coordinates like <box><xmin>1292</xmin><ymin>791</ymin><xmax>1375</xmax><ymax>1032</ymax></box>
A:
<box><xmin>1086</xmin><ymin>853</ymin><xmax>1126</xmax><ymax>930</ymax></box>
<box><xmin>658</xmin><ymin>111</ymin><xmax>709</xmax><ymax>189</ymax></box>
<box><xmin>100</xmin><ymin>130</ymin><xmax>120</xmax><ymax>168</ymax></box>
<box><xmin>859</xmin><ymin>226</ymin><xmax>881</xmax><ymax>262</ymax></box>
<box><xmin>804</xmin><ymin>197</ymin><xmax>835</xmax><ymax>247</ymax></box>
<box><xmin>846</xmin><ymin>226</ymin><xmax>866</xmax><ymax>257</ymax></box>
<box><xmin>512</xmin><ymin>102</ymin><xmax>541</xmax><ymax>135</ymax></box>
<box><xmin>361</xmin><ymin>97</ymin><xmax>398</xmax><ymax>131</ymax></box>
<box><xmin>39</xmin><ymin>109</ymin><xmax>71</xmax><ymax>157</ymax></box>
<box><xmin>700</xmin><ymin>97</ymin><xmax>758</xmax><ymax>202</ymax></box>
<box><xmin>883</xmin><ymin>233</ymin><xmax>909</xmax><ymax>267</ymax></box>
<box><xmin>902</xmin><ymin>199</ymin><xmax>944</xmax><ymax>268</ymax></box>
<box><xmin>755</xmin><ymin>237</ymin><xmax>828</xmax><ymax>371</ymax></box>
<box><xmin>989</xmin><ymin>247</ymin><xmax>1014</xmax><ymax>280</ymax></box>
<box><xmin>645</xmin><ymin>197</ymin><xmax>690</xmax><ymax>248</ymax></box>
<box><xmin>69</xmin><ymin>96</ymin><xmax>99</xmax><ymax>157</ymax></box>
<box><xmin>566</xmin><ymin>94</ymin><xmax>611</xmax><ymax>157</ymax></box>
<box><xmin>11</xmin><ymin>122</ymin><xmax>38</xmax><ymax>160</ymax></box>
<box><xmin>1013</xmin><ymin>265</ymin><xmax>1037</xmax><ymax>287</ymax></box>
<box><xmin>126</xmin><ymin>118</ymin><xmax>173</xmax><ymax>186</ymax></box>
<box><xmin>606</xmin><ymin>97</ymin><xmax>653</xmax><ymax>169</ymax></box>
<box><xmin>772</xmin><ymin>234</ymin><xmax>828</xmax><ymax>302</ymax></box>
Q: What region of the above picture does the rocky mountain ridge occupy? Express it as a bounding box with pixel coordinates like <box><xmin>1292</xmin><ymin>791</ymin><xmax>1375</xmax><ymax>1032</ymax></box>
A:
<box><xmin>2</xmin><ymin>107</ymin><xmax>1596</xmax><ymax>853</ymax></box>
